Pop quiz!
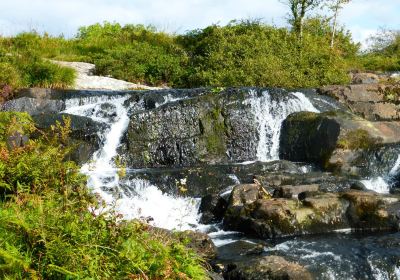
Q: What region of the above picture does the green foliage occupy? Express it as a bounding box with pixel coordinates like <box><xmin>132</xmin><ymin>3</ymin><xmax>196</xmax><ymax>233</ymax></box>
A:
<box><xmin>1</xmin><ymin>19</ymin><xmax>361</xmax><ymax>90</ymax></box>
<box><xmin>178</xmin><ymin>19</ymin><xmax>356</xmax><ymax>88</ymax></box>
<box><xmin>0</xmin><ymin>33</ymin><xmax>76</xmax><ymax>94</ymax></box>
<box><xmin>360</xmin><ymin>29</ymin><xmax>400</xmax><ymax>71</ymax></box>
<box><xmin>0</xmin><ymin>112</ymin><xmax>206</xmax><ymax>279</ymax></box>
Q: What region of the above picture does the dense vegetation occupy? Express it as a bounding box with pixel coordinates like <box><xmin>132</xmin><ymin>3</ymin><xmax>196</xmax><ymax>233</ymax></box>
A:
<box><xmin>0</xmin><ymin>19</ymin><xmax>362</xmax><ymax>93</ymax></box>
<box><xmin>0</xmin><ymin>112</ymin><xmax>206</xmax><ymax>279</ymax></box>
<box><xmin>0</xmin><ymin>19</ymin><xmax>398</xmax><ymax>96</ymax></box>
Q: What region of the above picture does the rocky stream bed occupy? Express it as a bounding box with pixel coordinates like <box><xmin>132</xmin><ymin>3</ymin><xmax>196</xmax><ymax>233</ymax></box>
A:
<box><xmin>2</xmin><ymin>82</ymin><xmax>400</xmax><ymax>279</ymax></box>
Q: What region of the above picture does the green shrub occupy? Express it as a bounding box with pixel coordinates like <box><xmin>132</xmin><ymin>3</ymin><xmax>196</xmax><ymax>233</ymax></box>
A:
<box><xmin>19</xmin><ymin>59</ymin><xmax>76</xmax><ymax>88</ymax></box>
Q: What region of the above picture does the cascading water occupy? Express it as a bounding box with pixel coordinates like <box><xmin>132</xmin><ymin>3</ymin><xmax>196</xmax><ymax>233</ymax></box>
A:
<box><xmin>64</xmin><ymin>94</ymin><xmax>201</xmax><ymax>230</ymax></box>
<box><xmin>245</xmin><ymin>90</ymin><xmax>319</xmax><ymax>162</ymax></box>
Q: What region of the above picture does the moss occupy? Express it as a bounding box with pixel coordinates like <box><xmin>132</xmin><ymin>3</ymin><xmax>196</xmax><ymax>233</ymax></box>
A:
<box><xmin>199</xmin><ymin>105</ymin><xmax>228</xmax><ymax>160</ymax></box>
<box><xmin>142</xmin><ymin>150</ymin><xmax>151</xmax><ymax>164</ymax></box>
<box><xmin>337</xmin><ymin>129</ymin><xmax>381</xmax><ymax>150</ymax></box>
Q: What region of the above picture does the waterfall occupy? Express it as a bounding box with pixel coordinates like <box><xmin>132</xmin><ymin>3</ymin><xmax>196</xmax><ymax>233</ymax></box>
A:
<box><xmin>64</xmin><ymin>94</ymin><xmax>201</xmax><ymax>230</ymax></box>
<box><xmin>245</xmin><ymin>90</ymin><xmax>319</xmax><ymax>162</ymax></box>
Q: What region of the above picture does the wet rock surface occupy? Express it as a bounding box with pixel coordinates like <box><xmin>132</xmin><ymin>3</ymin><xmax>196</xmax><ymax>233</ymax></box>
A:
<box><xmin>125</xmin><ymin>88</ymin><xmax>340</xmax><ymax>168</ymax></box>
<box><xmin>280</xmin><ymin>111</ymin><xmax>400</xmax><ymax>176</ymax></box>
<box><xmin>222</xmin><ymin>255</ymin><xmax>313</xmax><ymax>280</ymax></box>
<box><xmin>222</xmin><ymin>184</ymin><xmax>400</xmax><ymax>239</ymax></box>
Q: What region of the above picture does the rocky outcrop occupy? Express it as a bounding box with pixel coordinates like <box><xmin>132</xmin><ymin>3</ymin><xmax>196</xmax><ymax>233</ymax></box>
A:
<box><xmin>223</xmin><ymin>255</ymin><xmax>313</xmax><ymax>280</ymax></box>
<box><xmin>126</xmin><ymin>89</ymin><xmax>259</xmax><ymax>167</ymax></box>
<box><xmin>318</xmin><ymin>83</ymin><xmax>400</xmax><ymax>121</ymax></box>
<box><xmin>279</xmin><ymin>111</ymin><xmax>400</xmax><ymax>176</ymax></box>
<box><xmin>222</xmin><ymin>184</ymin><xmax>400</xmax><ymax>239</ymax></box>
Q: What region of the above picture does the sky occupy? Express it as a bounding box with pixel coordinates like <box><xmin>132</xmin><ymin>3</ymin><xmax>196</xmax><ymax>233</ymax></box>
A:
<box><xmin>0</xmin><ymin>0</ymin><xmax>399</xmax><ymax>47</ymax></box>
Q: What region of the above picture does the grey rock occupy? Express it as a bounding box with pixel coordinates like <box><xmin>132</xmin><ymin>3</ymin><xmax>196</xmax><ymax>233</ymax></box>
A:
<box><xmin>223</xmin><ymin>255</ymin><xmax>313</xmax><ymax>280</ymax></box>
<box><xmin>1</xmin><ymin>97</ymin><xmax>65</xmax><ymax>115</ymax></box>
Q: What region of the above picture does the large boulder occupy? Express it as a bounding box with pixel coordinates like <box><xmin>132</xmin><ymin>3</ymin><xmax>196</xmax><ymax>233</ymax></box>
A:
<box><xmin>223</xmin><ymin>255</ymin><xmax>313</xmax><ymax>280</ymax></box>
<box><xmin>223</xmin><ymin>184</ymin><xmax>400</xmax><ymax>238</ymax></box>
<box><xmin>279</xmin><ymin>111</ymin><xmax>400</xmax><ymax>176</ymax></box>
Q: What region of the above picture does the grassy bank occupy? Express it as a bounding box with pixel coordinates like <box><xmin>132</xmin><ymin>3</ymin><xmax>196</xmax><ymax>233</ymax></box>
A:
<box><xmin>0</xmin><ymin>112</ymin><xmax>206</xmax><ymax>279</ymax></box>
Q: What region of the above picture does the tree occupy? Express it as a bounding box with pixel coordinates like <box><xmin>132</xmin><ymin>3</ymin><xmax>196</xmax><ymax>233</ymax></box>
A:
<box><xmin>280</xmin><ymin>0</ymin><xmax>323</xmax><ymax>40</ymax></box>
<box><xmin>327</xmin><ymin>0</ymin><xmax>350</xmax><ymax>48</ymax></box>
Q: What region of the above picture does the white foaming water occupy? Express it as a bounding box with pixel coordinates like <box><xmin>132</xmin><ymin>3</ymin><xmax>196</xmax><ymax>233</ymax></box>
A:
<box><xmin>118</xmin><ymin>179</ymin><xmax>201</xmax><ymax>230</ymax></box>
<box><xmin>390</xmin><ymin>155</ymin><xmax>400</xmax><ymax>176</ymax></box>
<box><xmin>245</xmin><ymin>90</ymin><xmax>319</xmax><ymax>162</ymax></box>
<box><xmin>65</xmin><ymin>94</ymin><xmax>202</xmax><ymax>230</ymax></box>
<box><xmin>361</xmin><ymin>177</ymin><xmax>390</xmax><ymax>194</ymax></box>
<box><xmin>360</xmin><ymin>154</ymin><xmax>400</xmax><ymax>194</ymax></box>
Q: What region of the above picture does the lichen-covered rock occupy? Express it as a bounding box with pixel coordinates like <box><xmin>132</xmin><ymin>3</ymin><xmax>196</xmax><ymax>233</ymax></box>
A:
<box><xmin>279</xmin><ymin>111</ymin><xmax>400</xmax><ymax>176</ymax></box>
<box><xmin>223</xmin><ymin>255</ymin><xmax>313</xmax><ymax>280</ymax></box>
<box><xmin>222</xmin><ymin>184</ymin><xmax>400</xmax><ymax>238</ymax></box>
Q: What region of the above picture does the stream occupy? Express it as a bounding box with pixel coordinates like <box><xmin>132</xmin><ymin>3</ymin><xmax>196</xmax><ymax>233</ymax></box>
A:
<box><xmin>62</xmin><ymin>89</ymin><xmax>400</xmax><ymax>280</ymax></box>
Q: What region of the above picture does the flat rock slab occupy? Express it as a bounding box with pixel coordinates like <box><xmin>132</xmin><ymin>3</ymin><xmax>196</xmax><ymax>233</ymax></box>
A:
<box><xmin>52</xmin><ymin>60</ymin><xmax>160</xmax><ymax>91</ymax></box>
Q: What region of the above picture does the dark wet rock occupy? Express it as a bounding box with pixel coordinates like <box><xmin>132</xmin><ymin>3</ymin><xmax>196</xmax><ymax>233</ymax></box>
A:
<box><xmin>66</xmin><ymin>139</ymin><xmax>98</xmax><ymax>164</ymax></box>
<box><xmin>121</xmin><ymin>161</ymin><xmax>312</xmax><ymax>198</ymax></box>
<box><xmin>32</xmin><ymin>113</ymin><xmax>107</xmax><ymax>143</ymax></box>
<box><xmin>32</xmin><ymin>113</ymin><xmax>107</xmax><ymax>164</ymax></box>
<box><xmin>125</xmin><ymin>88</ymin><xmax>341</xmax><ymax>168</ymax></box>
<box><xmin>223</xmin><ymin>184</ymin><xmax>400</xmax><ymax>238</ymax></box>
<box><xmin>223</xmin><ymin>255</ymin><xmax>313</xmax><ymax>280</ymax></box>
<box><xmin>255</xmin><ymin>171</ymin><xmax>360</xmax><ymax>193</ymax></box>
<box><xmin>15</xmin><ymin>87</ymin><xmax>134</xmax><ymax>100</ymax></box>
<box><xmin>274</xmin><ymin>184</ymin><xmax>319</xmax><ymax>199</ymax></box>
<box><xmin>181</xmin><ymin>230</ymin><xmax>218</xmax><ymax>260</ymax></box>
<box><xmin>126</xmin><ymin>89</ymin><xmax>256</xmax><ymax>168</ymax></box>
<box><xmin>199</xmin><ymin>194</ymin><xmax>228</xmax><ymax>224</ymax></box>
<box><xmin>207</xmin><ymin>270</ymin><xmax>224</xmax><ymax>280</ymax></box>
<box><xmin>280</xmin><ymin>111</ymin><xmax>400</xmax><ymax>176</ymax></box>
<box><xmin>1</xmin><ymin>97</ymin><xmax>65</xmax><ymax>115</ymax></box>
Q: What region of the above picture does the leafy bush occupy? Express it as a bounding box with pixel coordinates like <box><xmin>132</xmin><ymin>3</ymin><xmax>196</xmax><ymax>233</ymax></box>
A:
<box><xmin>177</xmin><ymin>19</ymin><xmax>357</xmax><ymax>88</ymax></box>
<box><xmin>0</xmin><ymin>112</ymin><xmax>206</xmax><ymax>279</ymax></box>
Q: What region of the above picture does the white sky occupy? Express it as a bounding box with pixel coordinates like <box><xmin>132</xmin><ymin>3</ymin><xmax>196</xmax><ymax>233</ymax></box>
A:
<box><xmin>0</xmin><ymin>0</ymin><xmax>399</xmax><ymax>46</ymax></box>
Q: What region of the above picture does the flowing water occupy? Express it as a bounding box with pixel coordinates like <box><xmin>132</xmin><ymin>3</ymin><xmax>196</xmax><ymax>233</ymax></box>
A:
<box><xmin>245</xmin><ymin>90</ymin><xmax>319</xmax><ymax>161</ymax></box>
<box><xmin>63</xmin><ymin>89</ymin><xmax>400</xmax><ymax>279</ymax></box>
